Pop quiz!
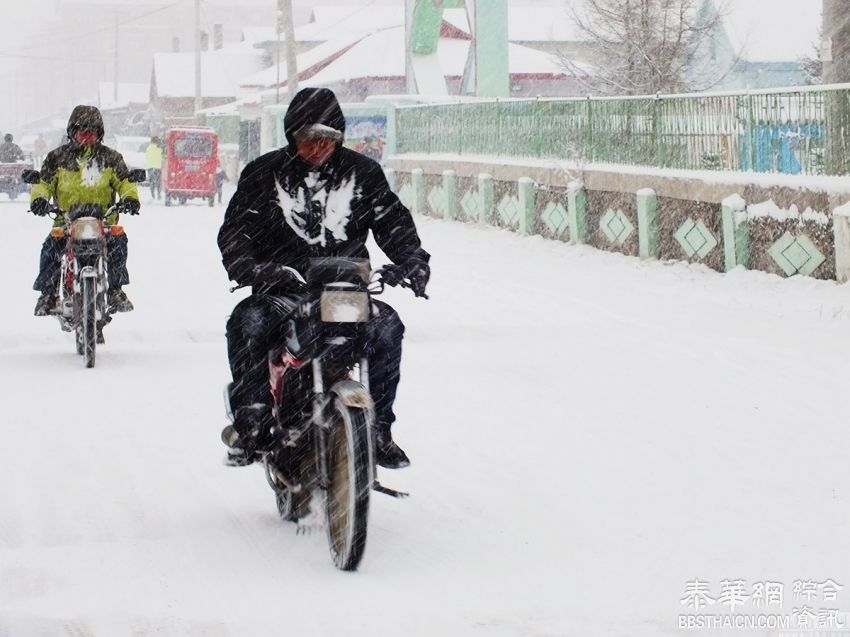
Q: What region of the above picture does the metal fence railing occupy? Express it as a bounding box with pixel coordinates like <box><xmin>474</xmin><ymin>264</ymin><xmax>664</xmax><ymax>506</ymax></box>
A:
<box><xmin>395</xmin><ymin>84</ymin><xmax>850</xmax><ymax>176</ymax></box>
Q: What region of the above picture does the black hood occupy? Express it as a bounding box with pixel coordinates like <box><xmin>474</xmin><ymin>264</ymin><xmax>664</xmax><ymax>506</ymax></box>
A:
<box><xmin>283</xmin><ymin>88</ymin><xmax>346</xmax><ymax>149</ymax></box>
<box><xmin>67</xmin><ymin>105</ymin><xmax>105</xmax><ymax>142</ymax></box>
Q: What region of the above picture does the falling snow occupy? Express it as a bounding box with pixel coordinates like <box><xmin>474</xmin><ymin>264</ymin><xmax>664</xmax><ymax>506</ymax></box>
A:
<box><xmin>1</xmin><ymin>184</ymin><xmax>849</xmax><ymax>635</ymax></box>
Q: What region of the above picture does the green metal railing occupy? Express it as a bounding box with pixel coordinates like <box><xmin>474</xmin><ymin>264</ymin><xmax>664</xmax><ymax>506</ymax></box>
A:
<box><xmin>395</xmin><ymin>84</ymin><xmax>850</xmax><ymax>176</ymax></box>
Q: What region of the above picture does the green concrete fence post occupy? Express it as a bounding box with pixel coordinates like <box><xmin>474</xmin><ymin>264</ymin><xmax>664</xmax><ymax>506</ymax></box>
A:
<box><xmin>636</xmin><ymin>187</ymin><xmax>659</xmax><ymax>259</ymax></box>
<box><xmin>567</xmin><ymin>181</ymin><xmax>587</xmax><ymax>244</ymax></box>
<box><xmin>479</xmin><ymin>173</ymin><xmax>494</xmax><ymax>224</ymax></box>
<box><xmin>834</xmin><ymin>202</ymin><xmax>850</xmax><ymax>283</ymax></box>
<box><xmin>443</xmin><ymin>169</ymin><xmax>457</xmax><ymax>221</ymax></box>
<box><xmin>518</xmin><ymin>177</ymin><xmax>536</xmax><ymax>235</ymax></box>
<box><xmin>412</xmin><ymin>168</ymin><xmax>425</xmax><ymax>216</ymax></box>
<box><xmin>721</xmin><ymin>195</ymin><xmax>749</xmax><ymax>271</ymax></box>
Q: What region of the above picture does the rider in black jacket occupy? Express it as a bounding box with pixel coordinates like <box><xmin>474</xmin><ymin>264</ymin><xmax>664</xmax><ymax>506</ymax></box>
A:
<box><xmin>218</xmin><ymin>87</ymin><xmax>430</xmax><ymax>469</ymax></box>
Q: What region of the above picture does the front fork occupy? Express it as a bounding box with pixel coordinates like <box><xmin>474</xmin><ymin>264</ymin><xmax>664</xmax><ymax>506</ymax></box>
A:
<box><xmin>312</xmin><ymin>356</ymin><xmax>370</xmax><ymax>490</ymax></box>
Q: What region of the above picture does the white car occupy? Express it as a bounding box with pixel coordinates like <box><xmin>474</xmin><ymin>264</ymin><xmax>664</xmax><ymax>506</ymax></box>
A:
<box><xmin>113</xmin><ymin>135</ymin><xmax>151</xmax><ymax>184</ymax></box>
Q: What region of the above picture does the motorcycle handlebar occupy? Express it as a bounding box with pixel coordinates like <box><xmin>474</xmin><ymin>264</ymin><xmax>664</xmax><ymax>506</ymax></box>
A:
<box><xmin>230</xmin><ymin>268</ymin><xmax>428</xmax><ymax>299</ymax></box>
<box><xmin>31</xmin><ymin>203</ymin><xmax>128</xmax><ymax>220</ymax></box>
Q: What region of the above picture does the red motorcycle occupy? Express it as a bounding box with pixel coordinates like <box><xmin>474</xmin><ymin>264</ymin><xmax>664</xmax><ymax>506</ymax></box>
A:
<box><xmin>23</xmin><ymin>168</ymin><xmax>145</xmax><ymax>368</ymax></box>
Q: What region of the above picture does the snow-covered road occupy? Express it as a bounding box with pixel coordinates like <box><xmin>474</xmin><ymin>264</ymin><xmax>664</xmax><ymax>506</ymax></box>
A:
<box><xmin>1</xmin><ymin>190</ymin><xmax>849</xmax><ymax>637</ymax></box>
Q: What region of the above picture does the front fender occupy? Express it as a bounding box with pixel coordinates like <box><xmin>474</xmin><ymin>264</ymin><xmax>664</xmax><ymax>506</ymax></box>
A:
<box><xmin>329</xmin><ymin>379</ymin><xmax>374</xmax><ymax>411</ymax></box>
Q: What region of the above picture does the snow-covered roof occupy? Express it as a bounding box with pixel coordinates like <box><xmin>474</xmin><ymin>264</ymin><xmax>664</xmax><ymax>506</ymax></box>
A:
<box><xmin>719</xmin><ymin>0</ymin><xmax>820</xmax><ymax>63</ymax></box>
<box><xmin>98</xmin><ymin>82</ymin><xmax>150</xmax><ymax>109</ymax></box>
<box><xmin>298</xmin><ymin>26</ymin><xmax>570</xmax><ymax>88</ymax></box>
<box><xmin>239</xmin><ymin>33</ymin><xmax>365</xmax><ymax>89</ymax></box>
<box><xmin>301</xmin><ymin>6</ymin><xmax>405</xmax><ymax>42</ymax></box>
<box><xmin>242</xmin><ymin>6</ymin><xmax>404</xmax><ymax>45</ymax></box>
<box><xmin>153</xmin><ymin>45</ymin><xmax>266</xmax><ymax>99</ymax></box>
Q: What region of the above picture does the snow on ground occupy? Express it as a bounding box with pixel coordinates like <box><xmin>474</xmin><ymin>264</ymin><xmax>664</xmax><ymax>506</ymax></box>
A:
<box><xmin>1</xmin><ymin>184</ymin><xmax>849</xmax><ymax>636</ymax></box>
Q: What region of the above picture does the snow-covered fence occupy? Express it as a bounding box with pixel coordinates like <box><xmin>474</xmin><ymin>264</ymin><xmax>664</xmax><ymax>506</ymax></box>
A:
<box><xmin>395</xmin><ymin>84</ymin><xmax>850</xmax><ymax>177</ymax></box>
<box><xmin>386</xmin><ymin>157</ymin><xmax>850</xmax><ymax>282</ymax></box>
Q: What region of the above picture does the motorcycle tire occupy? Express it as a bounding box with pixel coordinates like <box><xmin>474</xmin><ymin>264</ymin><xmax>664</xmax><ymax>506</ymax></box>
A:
<box><xmin>81</xmin><ymin>276</ymin><xmax>97</xmax><ymax>368</ymax></box>
<box><xmin>324</xmin><ymin>399</ymin><xmax>372</xmax><ymax>571</ymax></box>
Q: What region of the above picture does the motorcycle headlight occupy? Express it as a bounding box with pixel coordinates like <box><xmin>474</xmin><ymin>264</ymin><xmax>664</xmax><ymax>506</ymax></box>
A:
<box><xmin>320</xmin><ymin>290</ymin><xmax>369</xmax><ymax>323</ymax></box>
<box><xmin>71</xmin><ymin>217</ymin><xmax>101</xmax><ymax>241</ymax></box>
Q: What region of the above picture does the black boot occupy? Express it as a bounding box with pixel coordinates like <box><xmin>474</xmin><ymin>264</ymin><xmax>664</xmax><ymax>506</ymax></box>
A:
<box><xmin>375</xmin><ymin>424</ymin><xmax>410</xmax><ymax>469</ymax></box>
<box><xmin>107</xmin><ymin>287</ymin><xmax>134</xmax><ymax>313</ymax></box>
<box><xmin>34</xmin><ymin>291</ymin><xmax>57</xmax><ymax>316</ymax></box>
<box><xmin>221</xmin><ymin>404</ymin><xmax>274</xmax><ymax>467</ymax></box>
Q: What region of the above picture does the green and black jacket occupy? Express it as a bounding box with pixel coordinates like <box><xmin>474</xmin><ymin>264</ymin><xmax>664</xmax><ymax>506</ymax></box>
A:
<box><xmin>31</xmin><ymin>143</ymin><xmax>139</xmax><ymax>227</ymax></box>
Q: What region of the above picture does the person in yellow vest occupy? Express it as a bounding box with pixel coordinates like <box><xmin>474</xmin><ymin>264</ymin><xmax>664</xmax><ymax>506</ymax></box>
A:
<box><xmin>30</xmin><ymin>105</ymin><xmax>140</xmax><ymax>316</ymax></box>
<box><xmin>146</xmin><ymin>136</ymin><xmax>164</xmax><ymax>200</ymax></box>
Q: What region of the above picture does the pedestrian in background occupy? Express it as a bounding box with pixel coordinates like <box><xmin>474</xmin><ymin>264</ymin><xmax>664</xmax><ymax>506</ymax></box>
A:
<box><xmin>146</xmin><ymin>136</ymin><xmax>163</xmax><ymax>200</ymax></box>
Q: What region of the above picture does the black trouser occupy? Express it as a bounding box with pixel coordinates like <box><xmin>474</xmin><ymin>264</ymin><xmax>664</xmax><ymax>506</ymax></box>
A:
<box><xmin>226</xmin><ymin>294</ymin><xmax>405</xmax><ymax>428</ymax></box>
<box><xmin>33</xmin><ymin>233</ymin><xmax>129</xmax><ymax>294</ymax></box>
<box><xmin>149</xmin><ymin>169</ymin><xmax>162</xmax><ymax>199</ymax></box>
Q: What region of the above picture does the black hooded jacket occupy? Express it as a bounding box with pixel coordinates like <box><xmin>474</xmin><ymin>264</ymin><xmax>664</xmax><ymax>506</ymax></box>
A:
<box><xmin>217</xmin><ymin>88</ymin><xmax>429</xmax><ymax>285</ymax></box>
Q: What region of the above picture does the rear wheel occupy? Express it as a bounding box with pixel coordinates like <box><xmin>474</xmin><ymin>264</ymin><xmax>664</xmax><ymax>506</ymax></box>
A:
<box><xmin>81</xmin><ymin>276</ymin><xmax>97</xmax><ymax>368</ymax></box>
<box><xmin>325</xmin><ymin>399</ymin><xmax>372</xmax><ymax>571</ymax></box>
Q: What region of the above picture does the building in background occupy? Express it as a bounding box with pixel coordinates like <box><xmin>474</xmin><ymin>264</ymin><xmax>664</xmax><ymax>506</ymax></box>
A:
<box><xmin>6</xmin><ymin>0</ymin><xmax>274</xmax><ymax>133</ymax></box>
<box><xmin>688</xmin><ymin>0</ymin><xmax>821</xmax><ymax>90</ymax></box>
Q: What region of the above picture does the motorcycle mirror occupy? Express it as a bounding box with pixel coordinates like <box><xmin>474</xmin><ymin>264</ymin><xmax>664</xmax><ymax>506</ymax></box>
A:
<box><xmin>128</xmin><ymin>169</ymin><xmax>147</xmax><ymax>183</ymax></box>
<box><xmin>21</xmin><ymin>169</ymin><xmax>40</xmax><ymax>184</ymax></box>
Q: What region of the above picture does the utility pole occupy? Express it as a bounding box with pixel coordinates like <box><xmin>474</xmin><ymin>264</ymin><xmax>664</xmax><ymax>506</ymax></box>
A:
<box><xmin>275</xmin><ymin>1</ymin><xmax>281</xmax><ymax>104</ymax></box>
<box><xmin>279</xmin><ymin>0</ymin><xmax>298</xmax><ymax>101</ymax></box>
<box><xmin>195</xmin><ymin>0</ymin><xmax>202</xmax><ymax>118</ymax></box>
<box><xmin>114</xmin><ymin>11</ymin><xmax>119</xmax><ymax>103</ymax></box>
<box><xmin>822</xmin><ymin>0</ymin><xmax>850</xmax><ymax>83</ymax></box>
<box><xmin>822</xmin><ymin>0</ymin><xmax>850</xmax><ymax>173</ymax></box>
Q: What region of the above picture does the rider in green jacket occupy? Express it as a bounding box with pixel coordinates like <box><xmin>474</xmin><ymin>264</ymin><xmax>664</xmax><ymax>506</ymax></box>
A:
<box><xmin>31</xmin><ymin>105</ymin><xmax>141</xmax><ymax>316</ymax></box>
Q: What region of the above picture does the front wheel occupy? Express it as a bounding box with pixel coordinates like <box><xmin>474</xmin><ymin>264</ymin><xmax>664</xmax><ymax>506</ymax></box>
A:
<box><xmin>325</xmin><ymin>399</ymin><xmax>372</xmax><ymax>571</ymax></box>
<box><xmin>80</xmin><ymin>276</ymin><xmax>97</xmax><ymax>368</ymax></box>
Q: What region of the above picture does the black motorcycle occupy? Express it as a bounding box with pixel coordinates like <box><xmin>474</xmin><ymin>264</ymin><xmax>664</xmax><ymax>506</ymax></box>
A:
<box><xmin>224</xmin><ymin>257</ymin><xmax>425</xmax><ymax>570</ymax></box>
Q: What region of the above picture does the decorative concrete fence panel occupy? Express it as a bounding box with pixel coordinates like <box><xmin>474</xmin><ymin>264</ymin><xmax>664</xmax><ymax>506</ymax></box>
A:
<box><xmin>456</xmin><ymin>174</ymin><xmax>479</xmax><ymax>223</ymax></box>
<box><xmin>424</xmin><ymin>173</ymin><xmax>446</xmax><ymax>219</ymax></box>
<box><xmin>492</xmin><ymin>179</ymin><xmax>524</xmax><ymax>232</ymax></box>
<box><xmin>658</xmin><ymin>199</ymin><xmax>724</xmax><ymax>272</ymax></box>
<box><xmin>535</xmin><ymin>185</ymin><xmax>571</xmax><ymax>242</ymax></box>
<box><xmin>586</xmin><ymin>191</ymin><xmax>640</xmax><ymax>257</ymax></box>
<box><xmin>384</xmin><ymin>158</ymin><xmax>850</xmax><ymax>282</ymax></box>
<box><xmin>738</xmin><ymin>186</ymin><xmax>834</xmax><ymax>280</ymax></box>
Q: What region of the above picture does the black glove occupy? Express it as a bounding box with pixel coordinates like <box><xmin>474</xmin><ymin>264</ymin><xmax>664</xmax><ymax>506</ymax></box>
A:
<box><xmin>31</xmin><ymin>198</ymin><xmax>50</xmax><ymax>217</ymax></box>
<box><xmin>117</xmin><ymin>199</ymin><xmax>140</xmax><ymax>216</ymax></box>
<box><xmin>252</xmin><ymin>262</ymin><xmax>306</xmax><ymax>293</ymax></box>
<box><xmin>407</xmin><ymin>260</ymin><xmax>430</xmax><ymax>298</ymax></box>
<box><xmin>380</xmin><ymin>264</ymin><xmax>407</xmax><ymax>288</ymax></box>
<box><xmin>381</xmin><ymin>259</ymin><xmax>430</xmax><ymax>297</ymax></box>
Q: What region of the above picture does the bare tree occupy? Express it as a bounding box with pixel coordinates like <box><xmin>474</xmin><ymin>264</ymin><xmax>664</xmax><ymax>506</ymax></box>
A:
<box><xmin>800</xmin><ymin>29</ymin><xmax>823</xmax><ymax>85</ymax></box>
<box><xmin>557</xmin><ymin>0</ymin><xmax>735</xmax><ymax>95</ymax></box>
<box><xmin>800</xmin><ymin>38</ymin><xmax>823</xmax><ymax>84</ymax></box>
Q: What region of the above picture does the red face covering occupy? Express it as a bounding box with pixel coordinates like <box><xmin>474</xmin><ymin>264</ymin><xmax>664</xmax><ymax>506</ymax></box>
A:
<box><xmin>73</xmin><ymin>129</ymin><xmax>98</xmax><ymax>146</ymax></box>
<box><xmin>296</xmin><ymin>138</ymin><xmax>337</xmax><ymax>166</ymax></box>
